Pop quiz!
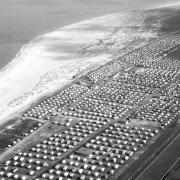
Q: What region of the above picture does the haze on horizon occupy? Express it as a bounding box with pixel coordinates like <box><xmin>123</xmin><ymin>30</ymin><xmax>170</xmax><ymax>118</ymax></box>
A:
<box><xmin>0</xmin><ymin>0</ymin><xmax>179</xmax><ymax>69</ymax></box>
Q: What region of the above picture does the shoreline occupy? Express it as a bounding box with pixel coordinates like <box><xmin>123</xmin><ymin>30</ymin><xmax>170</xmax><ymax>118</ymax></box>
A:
<box><xmin>0</xmin><ymin>2</ymin><xmax>180</xmax><ymax>124</ymax></box>
<box><xmin>0</xmin><ymin>12</ymin><xmax>120</xmax><ymax>76</ymax></box>
<box><xmin>0</xmin><ymin>12</ymin><xmax>121</xmax><ymax>123</ymax></box>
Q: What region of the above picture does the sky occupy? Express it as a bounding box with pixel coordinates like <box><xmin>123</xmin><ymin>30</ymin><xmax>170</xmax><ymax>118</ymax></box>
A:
<box><xmin>0</xmin><ymin>0</ymin><xmax>179</xmax><ymax>68</ymax></box>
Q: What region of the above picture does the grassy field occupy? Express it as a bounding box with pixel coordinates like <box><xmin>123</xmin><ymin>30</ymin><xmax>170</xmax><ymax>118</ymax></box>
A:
<box><xmin>2</xmin><ymin>118</ymin><xmax>41</xmax><ymax>137</ymax></box>
<box><xmin>0</xmin><ymin>132</ymin><xmax>21</xmax><ymax>149</ymax></box>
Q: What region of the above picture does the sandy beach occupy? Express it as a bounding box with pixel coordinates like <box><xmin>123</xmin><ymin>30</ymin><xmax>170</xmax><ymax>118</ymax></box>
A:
<box><xmin>0</xmin><ymin>0</ymin><xmax>180</xmax><ymax>123</ymax></box>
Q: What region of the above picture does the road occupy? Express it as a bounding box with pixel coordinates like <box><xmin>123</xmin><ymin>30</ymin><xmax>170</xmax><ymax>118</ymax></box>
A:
<box><xmin>136</xmin><ymin>134</ymin><xmax>180</xmax><ymax>180</ymax></box>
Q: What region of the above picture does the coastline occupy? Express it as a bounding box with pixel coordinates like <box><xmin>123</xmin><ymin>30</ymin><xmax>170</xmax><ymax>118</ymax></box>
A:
<box><xmin>0</xmin><ymin>1</ymin><xmax>180</xmax><ymax>124</ymax></box>
<box><xmin>0</xmin><ymin>12</ymin><xmax>123</xmax><ymax>123</ymax></box>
